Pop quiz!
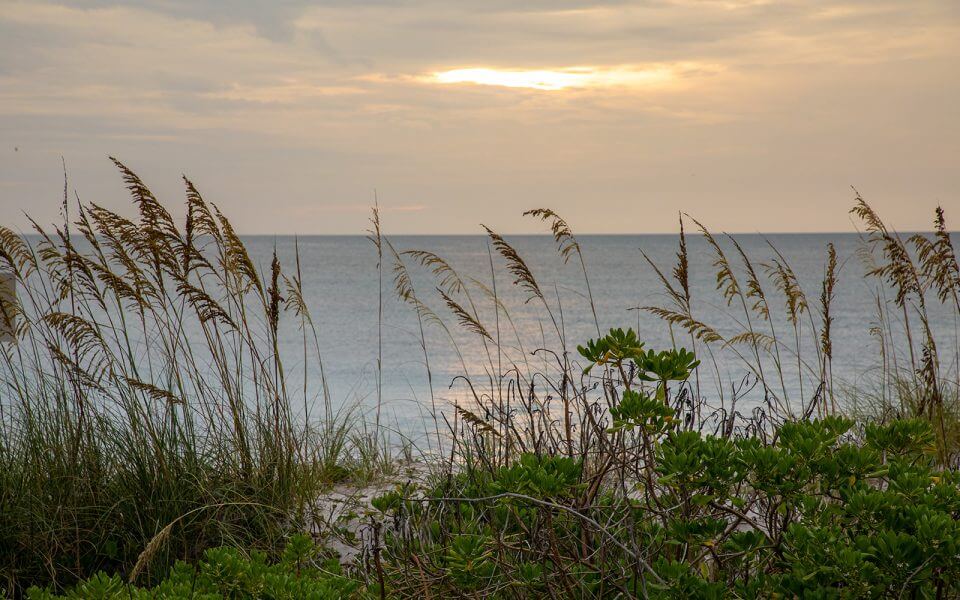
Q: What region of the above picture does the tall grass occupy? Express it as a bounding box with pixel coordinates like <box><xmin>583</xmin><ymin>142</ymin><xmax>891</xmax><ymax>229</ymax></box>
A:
<box><xmin>373</xmin><ymin>193</ymin><xmax>959</xmax><ymax>476</ymax></box>
<box><xmin>0</xmin><ymin>161</ymin><xmax>351</xmax><ymax>595</ymax></box>
<box><xmin>352</xmin><ymin>195</ymin><xmax>960</xmax><ymax>597</ymax></box>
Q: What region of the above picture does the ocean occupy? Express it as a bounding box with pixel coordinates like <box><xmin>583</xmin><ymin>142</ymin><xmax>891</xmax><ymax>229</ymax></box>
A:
<box><xmin>240</xmin><ymin>232</ymin><xmax>958</xmax><ymax>437</ymax></box>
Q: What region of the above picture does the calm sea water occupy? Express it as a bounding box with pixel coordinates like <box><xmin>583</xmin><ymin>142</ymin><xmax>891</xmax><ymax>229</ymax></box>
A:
<box><xmin>8</xmin><ymin>233</ymin><xmax>956</xmax><ymax>439</ymax></box>
<box><xmin>246</xmin><ymin>233</ymin><xmax>957</xmax><ymax>435</ymax></box>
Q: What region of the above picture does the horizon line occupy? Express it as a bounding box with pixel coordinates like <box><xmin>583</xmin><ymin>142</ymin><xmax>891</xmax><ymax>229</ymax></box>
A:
<box><xmin>213</xmin><ymin>229</ymin><xmax>954</xmax><ymax>237</ymax></box>
<box><xmin>17</xmin><ymin>229</ymin><xmax>957</xmax><ymax>237</ymax></box>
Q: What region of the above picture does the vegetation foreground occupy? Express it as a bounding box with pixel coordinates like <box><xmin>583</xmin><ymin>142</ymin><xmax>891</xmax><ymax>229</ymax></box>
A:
<box><xmin>27</xmin><ymin>415</ymin><xmax>960</xmax><ymax>598</ymax></box>
<box><xmin>1</xmin><ymin>161</ymin><xmax>959</xmax><ymax>598</ymax></box>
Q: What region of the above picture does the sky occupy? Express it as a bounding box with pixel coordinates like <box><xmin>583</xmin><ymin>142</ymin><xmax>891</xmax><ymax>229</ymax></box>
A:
<box><xmin>0</xmin><ymin>0</ymin><xmax>958</xmax><ymax>234</ymax></box>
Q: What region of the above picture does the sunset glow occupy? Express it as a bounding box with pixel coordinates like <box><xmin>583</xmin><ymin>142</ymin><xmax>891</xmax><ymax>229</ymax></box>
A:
<box><xmin>431</xmin><ymin>66</ymin><xmax>676</xmax><ymax>91</ymax></box>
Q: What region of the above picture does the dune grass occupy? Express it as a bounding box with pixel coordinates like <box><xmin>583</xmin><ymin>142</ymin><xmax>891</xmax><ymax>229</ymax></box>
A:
<box><xmin>0</xmin><ymin>160</ymin><xmax>398</xmax><ymax>595</ymax></box>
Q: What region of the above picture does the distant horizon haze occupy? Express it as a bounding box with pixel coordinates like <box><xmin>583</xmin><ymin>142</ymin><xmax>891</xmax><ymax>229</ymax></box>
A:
<box><xmin>8</xmin><ymin>187</ymin><xmax>957</xmax><ymax>237</ymax></box>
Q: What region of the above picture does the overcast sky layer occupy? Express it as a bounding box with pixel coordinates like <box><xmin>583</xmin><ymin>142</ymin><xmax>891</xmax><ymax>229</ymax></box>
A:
<box><xmin>1</xmin><ymin>0</ymin><xmax>957</xmax><ymax>234</ymax></box>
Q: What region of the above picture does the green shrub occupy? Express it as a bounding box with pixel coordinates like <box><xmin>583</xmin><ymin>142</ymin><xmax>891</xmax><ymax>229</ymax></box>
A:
<box><xmin>370</xmin><ymin>332</ymin><xmax>960</xmax><ymax>598</ymax></box>
<box><xmin>26</xmin><ymin>536</ymin><xmax>367</xmax><ymax>600</ymax></box>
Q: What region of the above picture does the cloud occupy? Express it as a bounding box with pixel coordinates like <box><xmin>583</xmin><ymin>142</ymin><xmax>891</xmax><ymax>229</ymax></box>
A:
<box><xmin>0</xmin><ymin>0</ymin><xmax>957</xmax><ymax>233</ymax></box>
<box><xmin>205</xmin><ymin>82</ymin><xmax>367</xmax><ymax>104</ymax></box>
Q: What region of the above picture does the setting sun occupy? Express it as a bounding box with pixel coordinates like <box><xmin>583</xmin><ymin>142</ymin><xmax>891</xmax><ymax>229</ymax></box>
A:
<box><xmin>430</xmin><ymin>66</ymin><xmax>677</xmax><ymax>91</ymax></box>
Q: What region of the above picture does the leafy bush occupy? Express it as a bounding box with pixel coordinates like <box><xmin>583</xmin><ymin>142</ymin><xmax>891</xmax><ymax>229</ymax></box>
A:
<box><xmin>376</xmin><ymin>417</ymin><xmax>960</xmax><ymax>597</ymax></box>
<box><xmin>368</xmin><ymin>331</ymin><xmax>960</xmax><ymax>598</ymax></box>
<box><xmin>26</xmin><ymin>536</ymin><xmax>367</xmax><ymax>600</ymax></box>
